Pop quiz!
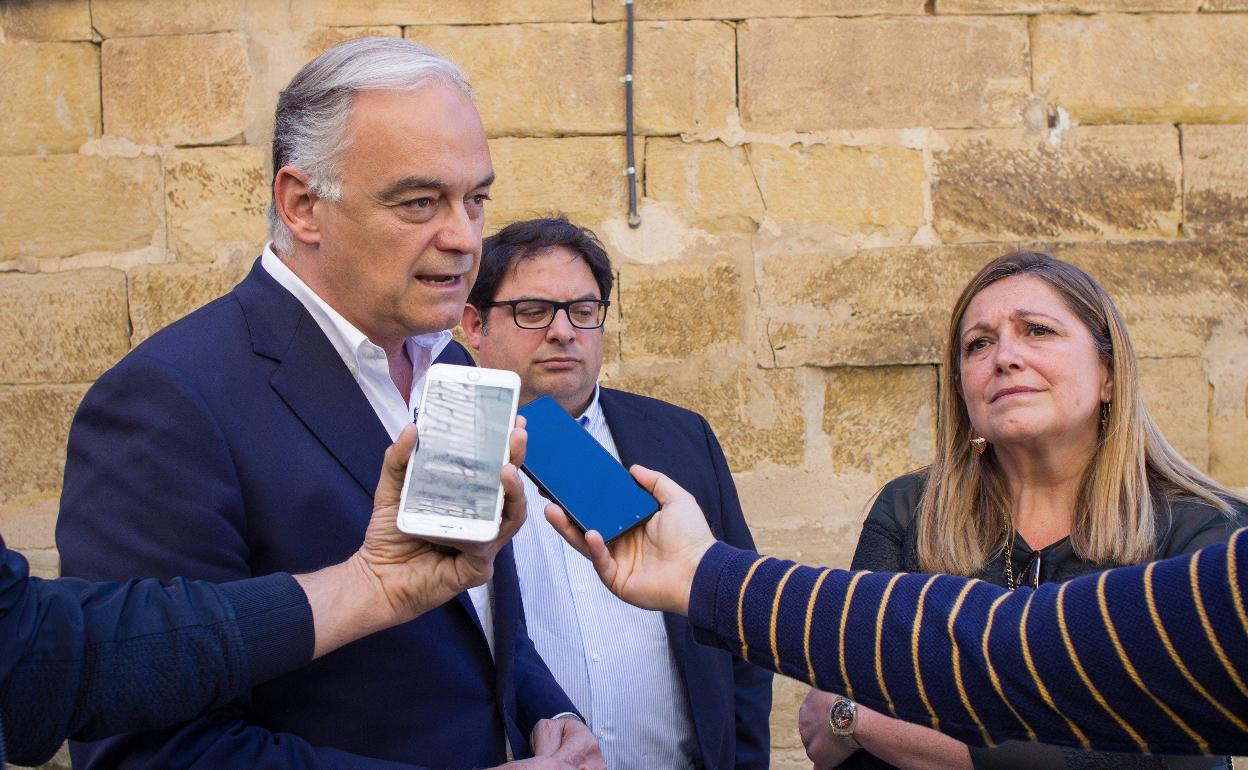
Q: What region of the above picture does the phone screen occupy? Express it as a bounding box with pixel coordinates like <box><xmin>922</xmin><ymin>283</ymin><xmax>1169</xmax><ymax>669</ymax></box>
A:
<box><xmin>519</xmin><ymin>396</ymin><xmax>659</xmax><ymax>542</ymax></box>
<box><xmin>402</xmin><ymin>379</ymin><xmax>514</xmax><ymax>522</ymax></box>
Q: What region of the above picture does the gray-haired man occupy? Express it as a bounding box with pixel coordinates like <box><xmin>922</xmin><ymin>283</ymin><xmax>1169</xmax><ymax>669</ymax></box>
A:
<box><xmin>56</xmin><ymin>37</ymin><xmax>602</xmax><ymax>770</ymax></box>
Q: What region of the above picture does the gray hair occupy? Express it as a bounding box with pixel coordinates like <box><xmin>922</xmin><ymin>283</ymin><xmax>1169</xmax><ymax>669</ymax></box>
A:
<box><xmin>266</xmin><ymin>36</ymin><xmax>474</xmax><ymax>253</ymax></box>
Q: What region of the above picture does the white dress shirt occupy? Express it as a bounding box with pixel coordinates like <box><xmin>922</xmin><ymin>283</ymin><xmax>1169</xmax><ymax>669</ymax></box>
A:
<box><xmin>512</xmin><ymin>387</ymin><xmax>698</xmax><ymax>770</ymax></box>
<box><xmin>259</xmin><ymin>246</ymin><xmax>496</xmax><ymax>652</ymax></box>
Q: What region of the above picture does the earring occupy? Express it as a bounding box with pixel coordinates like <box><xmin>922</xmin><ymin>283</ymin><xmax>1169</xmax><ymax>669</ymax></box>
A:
<box><xmin>1101</xmin><ymin>401</ymin><xmax>1111</xmax><ymax>432</ymax></box>
<box><xmin>970</xmin><ymin>436</ymin><xmax>988</xmax><ymax>455</ymax></box>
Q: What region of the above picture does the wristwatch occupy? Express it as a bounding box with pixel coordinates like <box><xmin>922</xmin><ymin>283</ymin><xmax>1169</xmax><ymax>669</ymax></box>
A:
<box><xmin>829</xmin><ymin>695</ymin><xmax>861</xmax><ymax>749</ymax></box>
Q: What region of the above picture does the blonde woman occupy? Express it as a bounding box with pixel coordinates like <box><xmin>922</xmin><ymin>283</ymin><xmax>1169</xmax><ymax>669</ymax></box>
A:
<box><xmin>799</xmin><ymin>252</ymin><xmax>1246</xmax><ymax>770</ymax></box>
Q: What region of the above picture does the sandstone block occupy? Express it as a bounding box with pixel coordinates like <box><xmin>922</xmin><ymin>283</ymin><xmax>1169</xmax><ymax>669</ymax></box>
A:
<box><xmin>937</xmin><ymin>0</ymin><xmax>1198</xmax><ymax>10</ymax></box>
<box><xmin>739</xmin><ymin>17</ymin><xmax>1029</xmax><ymax>131</ymax></box>
<box><xmin>0</xmin><ymin>495</ymin><xmax>57</xmax><ymax>550</ymax></box>
<box><xmin>0</xmin><ymin>385</ymin><xmax>89</xmax><ymax>507</ymax></box>
<box><xmin>1182</xmin><ymin>125</ymin><xmax>1248</xmax><ymax>238</ymax></box>
<box><xmin>0</xmin><ymin>0</ymin><xmax>90</xmax><ymax>41</ymax></box>
<box><xmin>293</xmin><ymin>0</ymin><xmax>590</xmax><ymax>25</ymax></box>
<box><xmin>408</xmin><ymin>21</ymin><xmax>734</xmax><ymax>137</ymax></box>
<box><xmin>166</xmin><ymin>147</ymin><xmax>268</xmax><ymax>263</ymax></box>
<box><xmin>822</xmin><ymin>366</ymin><xmax>937</xmax><ymax>480</ymax></box>
<box><xmin>92</xmin><ymin>0</ymin><xmax>242</xmax><ymax>37</ymax></box>
<box><xmin>1039</xmin><ymin>240</ymin><xmax>1246</xmax><ymax>359</ymax></box>
<box><xmin>645</xmin><ymin>140</ymin><xmax>764</xmax><ymax>234</ymax></box>
<box><xmin>1203</xmin><ymin>0</ymin><xmax>1248</xmax><ymax>8</ymax></box>
<box><xmin>1140</xmin><ymin>357</ymin><xmax>1209</xmax><ymax>472</ymax></box>
<box><xmin>1033</xmin><ymin>14</ymin><xmax>1248</xmax><ymax>124</ymax></box>
<box><xmin>102</xmin><ymin>33</ymin><xmax>250</xmax><ymax>146</ymax></box>
<box><xmin>757</xmin><ymin>243</ymin><xmax>1005</xmax><ymax>368</ymax></box>
<box><xmin>0</xmin><ymin>270</ymin><xmax>130</xmax><ymax>383</ymax></box>
<box><xmin>303</xmin><ymin>25</ymin><xmax>402</xmax><ymax>60</ymax></box>
<box><xmin>594</xmin><ymin>0</ymin><xmax>923</xmax><ymax>20</ymax></box>
<box><xmin>749</xmin><ymin>142</ymin><xmax>926</xmax><ymax>238</ymax></box>
<box><xmin>1206</xmin><ymin>322</ymin><xmax>1248</xmax><ymax>488</ymax></box>
<box><xmin>0</xmin><ymin>42</ymin><xmax>99</xmax><ymax>154</ymax></box>
<box><xmin>619</xmin><ymin>259</ymin><xmax>744</xmax><ymax>359</ymax></box>
<box><xmin>609</xmin><ymin>362</ymin><xmax>804</xmax><ymax>470</ymax></box>
<box><xmin>0</xmin><ymin>154</ymin><xmax>163</xmax><ymax>261</ymax></box>
<box><xmin>128</xmin><ymin>261</ymin><xmax>251</xmax><ymax>345</ymax></box>
<box><xmin>933</xmin><ymin>126</ymin><xmax>1180</xmax><ymax>243</ymax></box>
<box><xmin>487</xmin><ymin>136</ymin><xmax>630</xmax><ymax>229</ymax></box>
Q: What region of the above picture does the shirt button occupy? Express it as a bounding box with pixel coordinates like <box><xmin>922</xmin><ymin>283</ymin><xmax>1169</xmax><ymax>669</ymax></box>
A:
<box><xmin>590</xmin><ymin>653</ymin><xmax>602</xmax><ymax>662</ymax></box>
<box><xmin>597</xmin><ymin>728</ymin><xmax>608</xmax><ymax>739</ymax></box>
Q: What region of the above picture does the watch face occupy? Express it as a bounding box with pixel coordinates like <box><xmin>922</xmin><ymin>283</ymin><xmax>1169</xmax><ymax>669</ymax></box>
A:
<box><xmin>831</xmin><ymin>699</ymin><xmax>856</xmax><ymax>732</ymax></box>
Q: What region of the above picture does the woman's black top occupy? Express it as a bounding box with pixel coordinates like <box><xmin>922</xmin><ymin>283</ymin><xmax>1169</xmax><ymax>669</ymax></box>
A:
<box><xmin>840</xmin><ymin>472</ymin><xmax>1246</xmax><ymax>770</ymax></box>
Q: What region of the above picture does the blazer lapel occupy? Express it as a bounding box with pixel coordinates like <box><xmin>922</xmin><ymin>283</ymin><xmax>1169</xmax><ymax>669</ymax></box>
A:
<box><xmin>598</xmin><ymin>387</ymin><xmax>659</xmax><ymax>471</ymax></box>
<box><xmin>235</xmin><ymin>261</ymin><xmax>392</xmax><ymax>496</ymax></box>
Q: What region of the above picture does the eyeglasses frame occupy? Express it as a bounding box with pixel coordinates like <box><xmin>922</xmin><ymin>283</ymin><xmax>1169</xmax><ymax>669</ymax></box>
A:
<box><xmin>480</xmin><ymin>298</ymin><xmax>611</xmax><ymax>330</ymax></box>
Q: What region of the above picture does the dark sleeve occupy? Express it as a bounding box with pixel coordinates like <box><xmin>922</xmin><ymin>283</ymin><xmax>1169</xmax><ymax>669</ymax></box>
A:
<box><xmin>851</xmin><ymin>475</ymin><xmax>923</xmax><ymax>572</ymax></box>
<box><xmin>0</xmin><ymin>537</ymin><xmax>312</xmax><ymax>767</ymax></box>
<box><xmin>54</xmin><ymin>356</ymin><xmax>427</xmax><ymax>770</ymax></box>
<box><xmin>700</xmin><ymin>416</ymin><xmax>773</xmax><ymax>770</ymax></box>
<box><xmin>687</xmin><ymin>529</ymin><xmax>1248</xmax><ymax>757</ymax></box>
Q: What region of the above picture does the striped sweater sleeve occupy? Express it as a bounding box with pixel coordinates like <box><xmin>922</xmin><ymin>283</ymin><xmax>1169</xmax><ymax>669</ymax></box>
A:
<box><xmin>687</xmin><ymin>527</ymin><xmax>1248</xmax><ymax>757</ymax></box>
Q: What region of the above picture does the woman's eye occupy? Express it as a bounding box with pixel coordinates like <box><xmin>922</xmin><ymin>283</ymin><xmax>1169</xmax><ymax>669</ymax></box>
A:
<box><xmin>1028</xmin><ymin>324</ymin><xmax>1054</xmax><ymax>337</ymax></box>
<box><xmin>965</xmin><ymin>337</ymin><xmax>990</xmax><ymax>353</ymax></box>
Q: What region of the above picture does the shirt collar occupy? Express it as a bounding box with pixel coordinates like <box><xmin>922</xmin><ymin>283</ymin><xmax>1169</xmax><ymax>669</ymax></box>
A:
<box><xmin>577</xmin><ymin>385</ymin><xmax>603</xmax><ymax>429</ymax></box>
<box><xmin>260</xmin><ymin>244</ymin><xmax>452</xmax><ymax>370</ymax></box>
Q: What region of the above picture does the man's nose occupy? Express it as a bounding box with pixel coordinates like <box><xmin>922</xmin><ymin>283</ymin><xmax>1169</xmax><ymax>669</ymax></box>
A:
<box><xmin>434</xmin><ymin>201</ymin><xmax>479</xmax><ymax>255</ymax></box>
<box><xmin>545</xmin><ymin>308</ymin><xmax>577</xmax><ymax>342</ymax></box>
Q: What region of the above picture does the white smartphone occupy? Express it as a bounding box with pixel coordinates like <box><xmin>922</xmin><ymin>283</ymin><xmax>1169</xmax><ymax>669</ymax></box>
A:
<box><xmin>397</xmin><ymin>363</ymin><xmax>521</xmax><ymax>542</ymax></box>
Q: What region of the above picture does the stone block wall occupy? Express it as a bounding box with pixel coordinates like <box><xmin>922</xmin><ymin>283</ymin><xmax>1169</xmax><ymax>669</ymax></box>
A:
<box><xmin>2</xmin><ymin>1</ymin><xmax>1246</xmax><ymax>766</ymax></box>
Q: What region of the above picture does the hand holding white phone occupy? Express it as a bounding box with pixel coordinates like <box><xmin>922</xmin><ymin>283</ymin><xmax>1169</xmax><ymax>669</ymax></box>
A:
<box><xmin>397</xmin><ymin>364</ymin><xmax>522</xmax><ymax>542</ymax></box>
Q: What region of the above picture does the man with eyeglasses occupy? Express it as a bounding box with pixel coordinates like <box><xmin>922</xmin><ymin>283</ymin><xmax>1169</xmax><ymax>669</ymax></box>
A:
<box><xmin>462</xmin><ymin>217</ymin><xmax>773</xmax><ymax>770</ymax></box>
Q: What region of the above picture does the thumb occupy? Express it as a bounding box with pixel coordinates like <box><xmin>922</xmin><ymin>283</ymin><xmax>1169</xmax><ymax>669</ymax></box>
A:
<box><xmin>628</xmin><ymin>464</ymin><xmax>690</xmax><ymax>506</ymax></box>
<box><xmin>376</xmin><ymin>423</ymin><xmax>418</xmax><ymax>510</ymax></box>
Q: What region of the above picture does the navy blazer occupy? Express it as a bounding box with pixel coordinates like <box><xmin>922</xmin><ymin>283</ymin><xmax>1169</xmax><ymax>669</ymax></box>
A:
<box><xmin>598</xmin><ymin>388</ymin><xmax>773</xmax><ymax>770</ymax></box>
<box><xmin>55</xmin><ymin>260</ymin><xmax>575</xmax><ymax>769</ymax></box>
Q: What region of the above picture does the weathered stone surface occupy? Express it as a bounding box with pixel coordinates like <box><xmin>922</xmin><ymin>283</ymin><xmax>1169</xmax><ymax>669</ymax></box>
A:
<box><xmin>0</xmin><ymin>270</ymin><xmax>130</xmax><ymax>383</ymax></box>
<box><xmin>0</xmin><ymin>385</ymin><xmax>89</xmax><ymax>507</ymax></box>
<box><xmin>1033</xmin><ymin>14</ymin><xmax>1248</xmax><ymax>124</ymax></box>
<box><xmin>823</xmin><ymin>366</ymin><xmax>937</xmax><ymax>479</ymax></box>
<box><xmin>758</xmin><ymin>243</ymin><xmax>1004</xmax><ymax>368</ymax></box>
<box><xmin>0</xmin><ymin>0</ymin><xmax>90</xmax><ymax>41</ymax></box>
<box><xmin>1039</xmin><ymin>240</ymin><xmax>1247</xmax><ymax>360</ymax></box>
<box><xmin>487</xmin><ymin>136</ymin><xmax>630</xmax><ymax>229</ymax></box>
<box><xmin>938</xmin><ymin>0</ymin><xmax>1198</xmax><ymax>10</ymax></box>
<box><xmin>128</xmin><ymin>261</ymin><xmax>251</xmax><ymax>345</ymax></box>
<box><xmin>92</xmin><ymin>0</ymin><xmax>242</xmax><ymax>37</ymax></box>
<box><xmin>1206</xmin><ymin>321</ymin><xmax>1248</xmax><ymax>488</ymax></box>
<box><xmin>933</xmin><ymin>126</ymin><xmax>1181</xmax><ymax>243</ymax></box>
<box><xmin>1203</xmin><ymin>0</ymin><xmax>1248</xmax><ymax>8</ymax></box>
<box><xmin>0</xmin><ymin>42</ymin><xmax>98</xmax><ymax>154</ymax></box>
<box><xmin>739</xmin><ymin>17</ymin><xmax>1029</xmax><ymax>131</ymax></box>
<box><xmin>1140</xmin><ymin>357</ymin><xmax>1209</xmax><ymax>472</ymax></box>
<box><xmin>619</xmin><ymin>259</ymin><xmax>744</xmax><ymax>359</ymax></box>
<box><xmin>609</xmin><ymin>363</ymin><xmax>804</xmax><ymax>470</ymax></box>
<box><xmin>0</xmin><ymin>154</ymin><xmax>163</xmax><ymax>261</ymax></box>
<box><xmin>750</xmin><ymin>142</ymin><xmax>926</xmax><ymax>237</ymax></box>
<box><xmin>1182</xmin><ymin>125</ymin><xmax>1248</xmax><ymax>238</ymax></box>
<box><xmin>166</xmin><ymin>147</ymin><xmax>268</xmax><ymax>263</ymax></box>
<box><xmin>408</xmin><ymin>21</ymin><xmax>734</xmax><ymax>136</ymax></box>
<box><xmin>645</xmin><ymin>140</ymin><xmax>764</xmax><ymax>234</ymax></box>
<box><xmin>0</xmin><ymin>495</ymin><xmax>57</xmax><ymax>550</ymax></box>
<box><xmin>303</xmin><ymin>25</ymin><xmax>402</xmax><ymax>60</ymax></box>
<box><xmin>294</xmin><ymin>0</ymin><xmax>590</xmax><ymax>25</ymax></box>
<box><xmin>102</xmin><ymin>33</ymin><xmax>250</xmax><ymax>146</ymax></box>
<box><xmin>595</xmin><ymin>0</ymin><xmax>923</xmax><ymax>20</ymax></box>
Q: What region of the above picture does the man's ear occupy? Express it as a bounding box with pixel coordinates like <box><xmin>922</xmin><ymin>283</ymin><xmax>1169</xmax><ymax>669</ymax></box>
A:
<box><xmin>274</xmin><ymin>166</ymin><xmax>322</xmax><ymax>247</ymax></box>
<box><xmin>461</xmin><ymin>303</ymin><xmax>485</xmax><ymax>351</ymax></box>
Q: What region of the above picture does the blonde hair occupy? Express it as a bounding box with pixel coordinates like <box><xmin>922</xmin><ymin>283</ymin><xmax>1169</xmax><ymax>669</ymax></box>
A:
<box><xmin>915</xmin><ymin>252</ymin><xmax>1242</xmax><ymax>576</ymax></box>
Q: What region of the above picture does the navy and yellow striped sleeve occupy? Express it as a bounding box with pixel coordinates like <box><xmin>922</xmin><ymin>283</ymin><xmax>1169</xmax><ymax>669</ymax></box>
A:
<box><xmin>687</xmin><ymin>527</ymin><xmax>1248</xmax><ymax>757</ymax></box>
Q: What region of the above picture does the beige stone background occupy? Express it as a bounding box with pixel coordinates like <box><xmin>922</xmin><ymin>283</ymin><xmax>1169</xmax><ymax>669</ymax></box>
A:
<box><xmin>2</xmin><ymin>0</ymin><xmax>1248</xmax><ymax>767</ymax></box>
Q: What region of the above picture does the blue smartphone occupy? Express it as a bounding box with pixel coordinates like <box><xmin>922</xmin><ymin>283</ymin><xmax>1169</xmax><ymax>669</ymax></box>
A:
<box><xmin>518</xmin><ymin>396</ymin><xmax>659</xmax><ymax>543</ymax></box>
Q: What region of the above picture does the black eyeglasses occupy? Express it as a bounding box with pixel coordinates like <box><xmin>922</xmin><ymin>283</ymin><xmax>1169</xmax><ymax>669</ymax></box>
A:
<box><xmin>482</xmin><ymin>299</ymin><xmax>610</xmax><ymax>330</ymax></box>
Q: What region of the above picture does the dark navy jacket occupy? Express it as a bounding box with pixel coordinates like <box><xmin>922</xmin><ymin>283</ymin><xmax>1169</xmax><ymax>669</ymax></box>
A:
<box><xmin>56</xmin><ymin>261</ymin><xmax>575</xmax><ymax>769</ymax></box>
<box><xmin>599</xmin><ymin>388</ymin><xmax>773</xmax><ymax>770</ymax></box>
<box><xmin>0</xmin><ymin>535</ymin><xmax>313</xmax><ymax>767</ymax></box>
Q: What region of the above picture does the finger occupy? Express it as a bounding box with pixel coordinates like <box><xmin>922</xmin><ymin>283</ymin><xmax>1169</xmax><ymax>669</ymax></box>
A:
<box><xmin>375</xmin><ymin>423</ymin><xmax>419</xmax><ymax>510</ymax></box>
<box><xmin>497</xmin><ymin>463</ymin><xmax>527</xmax><ymax>541</ymax></box>
<box><xmin>628</xmin><ymin>463</ymin><xmax>694</xmax><ymax>506</ymax></box>
<box><xmin>543</xmin><ymin>503</ymin><xmax>593</xmax><ymax>559</ymax></box>
<box><xmin>508</xmin><ymin>422</ymin><xmax>527</xmax><ymax>470</ymax></box>
<box><xmin>582</xmin><ymin>529</ymin><xmax>617</xmax><ymax>586</ymax></box>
